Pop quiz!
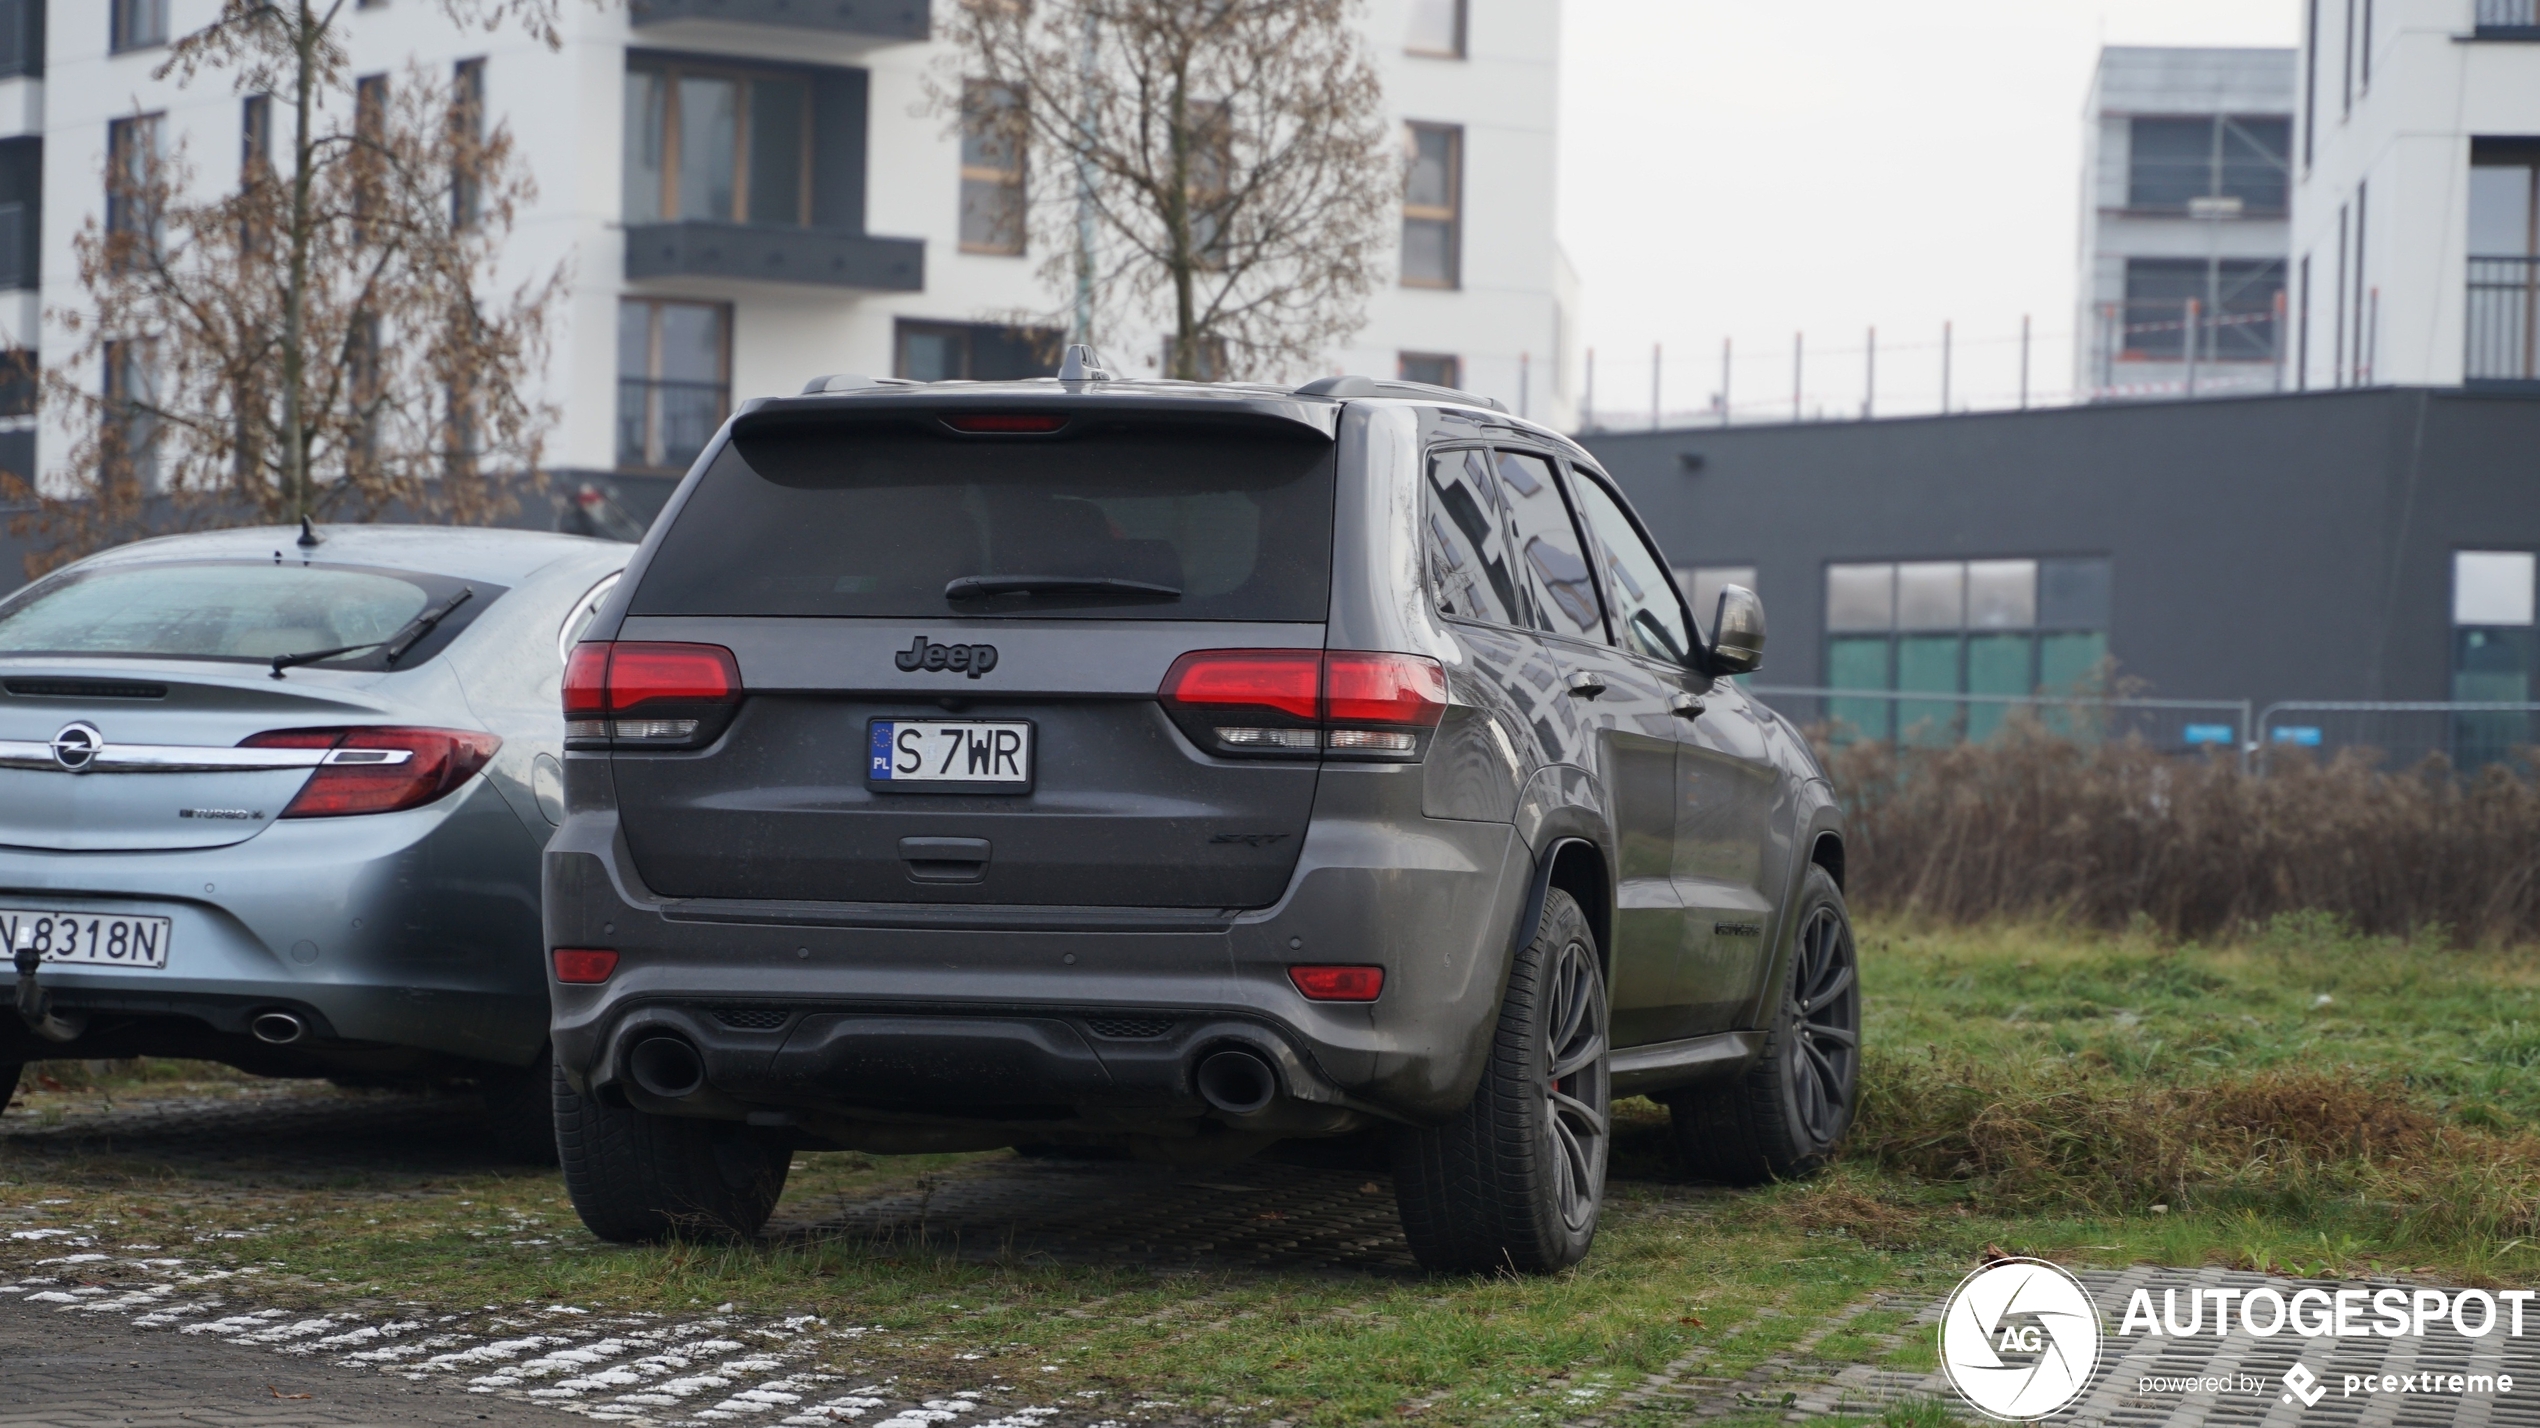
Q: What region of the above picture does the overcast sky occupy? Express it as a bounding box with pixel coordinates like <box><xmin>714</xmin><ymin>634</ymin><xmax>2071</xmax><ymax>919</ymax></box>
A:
<box><xmin>1555</xmin><ymin>0</ymin><xmax>2298</xmax><ymax>423</ymax></box>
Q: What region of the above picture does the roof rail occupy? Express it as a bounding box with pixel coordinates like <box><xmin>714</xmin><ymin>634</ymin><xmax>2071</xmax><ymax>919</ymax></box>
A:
<box><xmin>799</xmin><ymin>373</ymin><xmax>920</xmax><ymax>395</ymax></box>
<box><xmin>1294</xmin><ymin>374</ymin><xmax>1509</xmax><ymax>413</ymax></box>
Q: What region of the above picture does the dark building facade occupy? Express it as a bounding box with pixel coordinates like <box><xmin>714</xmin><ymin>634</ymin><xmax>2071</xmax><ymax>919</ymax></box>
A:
<box><xmin>1584</xmin><ymin>387</ymin><xmax>2540</xmax><ymax>756</ymax></box>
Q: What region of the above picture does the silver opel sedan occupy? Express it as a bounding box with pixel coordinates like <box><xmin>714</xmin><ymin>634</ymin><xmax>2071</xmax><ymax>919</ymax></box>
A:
<box><xmin>0</xmin><ymin>525</ymin><xmax>626</xmax><ymax>1158</ymax></box>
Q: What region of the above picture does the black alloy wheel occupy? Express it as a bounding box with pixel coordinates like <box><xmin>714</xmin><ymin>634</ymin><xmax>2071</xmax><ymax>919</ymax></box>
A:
<box><xmin>1785</xmin><ymin>901</ymin><xmax>1860</xmax><ymax>1147</ymax></box>
<box><xmin>1543</xmin><ymin>930</ymin><xmax>1611</xmax><ymax>1235</ymax></box>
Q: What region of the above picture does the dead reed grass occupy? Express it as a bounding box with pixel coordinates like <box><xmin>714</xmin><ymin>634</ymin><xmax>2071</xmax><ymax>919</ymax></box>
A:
<box><xmin>1825</xmin><ymin>722</ymin><xmax>2540</xmax><ymax>942</ymax></box>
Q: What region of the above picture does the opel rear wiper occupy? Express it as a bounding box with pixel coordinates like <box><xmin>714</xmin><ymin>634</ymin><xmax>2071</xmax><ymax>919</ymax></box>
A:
<box><xmin>944</xmin><ymin>575</ymin><xmax>1182</xmax><ymax>601</ymax></box>
<box><xmin>268</xmin><ymin>587</ymin><xmax>474</xmax><ymax>679</ymax></box>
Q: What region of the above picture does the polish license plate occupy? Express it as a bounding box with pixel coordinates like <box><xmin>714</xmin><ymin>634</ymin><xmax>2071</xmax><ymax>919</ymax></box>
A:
<box><xmin>1</xmin><ymin>910</ymin><xmax>173</xmax><ymax>969</ymax></box>
<box><xmin>867</xmin><ymin>720</ymin><xmax>1034</xmax><ymax>793</ymax></box>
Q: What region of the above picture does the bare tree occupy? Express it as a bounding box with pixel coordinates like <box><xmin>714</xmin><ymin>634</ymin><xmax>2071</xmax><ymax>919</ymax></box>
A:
<box><xmin>8</xmin><ymin>0</ymin><xmax>574</xmax><ymax>575</ymax></box>
<box><xmin>935</xmin><ymin>0</ymin><xmax>1395</xmax><ymax>382</ymax></box>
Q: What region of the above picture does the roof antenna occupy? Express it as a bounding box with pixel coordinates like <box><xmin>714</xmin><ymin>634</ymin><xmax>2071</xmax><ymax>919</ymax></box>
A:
<box><xmin>1056</xmin><ymin>343</ymin><xmax>1113</xmax><ymax>383</ymax></box>
<box><xmin>297</xmin><ymin>515</ymin><xmax>322</xmax><ymax>550</ymax></box>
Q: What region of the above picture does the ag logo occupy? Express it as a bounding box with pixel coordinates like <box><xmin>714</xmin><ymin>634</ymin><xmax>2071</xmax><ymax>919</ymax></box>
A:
<box><xmin>1938</xmin><ymin>1257</ymin><xmax>2103</xmax><ymax>1420</ymax></box>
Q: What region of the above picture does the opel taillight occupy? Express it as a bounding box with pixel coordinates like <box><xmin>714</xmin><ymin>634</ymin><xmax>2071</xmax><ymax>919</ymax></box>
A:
<box><xmin>562</xmin><ymin>641</ymin><xmax>742</xmax><ymax>750</ymax></box>
<box><xmin>1159</xmin><ymin>649</ymin><xmax>1447</xmax><ymax>761</ymax></box>
<box><xmin>239</xmin><ymin>727</ymin><xmax>503</xmax><ymax>817</ymax></box>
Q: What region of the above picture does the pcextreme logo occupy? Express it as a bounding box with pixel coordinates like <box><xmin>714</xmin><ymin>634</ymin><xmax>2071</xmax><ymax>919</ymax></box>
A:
<box><xmin>1938</xmin><ymin>1258</ymin><xmax>2104</xmax><ymax>1420</ymax></box>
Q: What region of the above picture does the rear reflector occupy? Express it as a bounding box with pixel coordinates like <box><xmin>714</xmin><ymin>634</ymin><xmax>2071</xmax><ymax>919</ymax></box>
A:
<box><xmin>942</xmin><ymin>413</ymin><xmax>1069</xmax><ymax>434</ymax></box>
<box><xmin>239</xmin><ymin>727</ymin><xmax>503</xmax><ymax>817</ymax></box>
<box><xmin>1288</xmin><ymin>964</ymin><xmax>1385</xmax><ymax>1002</ymax></box>
<box><xmin>552</xmin><ymin>948</ymin><xmax>619</xmax><ymax>984</ymax></box>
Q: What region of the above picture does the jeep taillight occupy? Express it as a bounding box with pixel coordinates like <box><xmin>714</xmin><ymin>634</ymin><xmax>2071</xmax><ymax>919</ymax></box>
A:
<box><xmin>1159</xmin><ymin>649</ymin><xmax>1447</xmax><ymax>761</ymax></box>
<box><xmin>564</xmin><ymin>641</ymin><xmax>742</xmax><ymax>750</ymax></box>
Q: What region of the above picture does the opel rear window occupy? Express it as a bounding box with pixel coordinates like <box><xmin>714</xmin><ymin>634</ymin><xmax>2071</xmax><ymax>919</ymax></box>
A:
<box><xmin>629</xmin><ymin>418</ymin><xmax>1337</xmax><ymax>622</ymax></box>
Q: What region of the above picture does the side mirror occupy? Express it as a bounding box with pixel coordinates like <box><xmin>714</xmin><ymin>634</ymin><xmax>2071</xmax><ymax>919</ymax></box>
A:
<box><xmin>1709</xmin><ymin>585</ymin><xmax>1766</xmax><ymax>674</ymax></box>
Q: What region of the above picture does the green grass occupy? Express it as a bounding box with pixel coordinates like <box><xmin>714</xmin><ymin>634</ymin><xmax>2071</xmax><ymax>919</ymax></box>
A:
<box><xmin>7</xmin><ymin>911</ymin><xmax>2540</xmax><ymax>1423</ymax></box>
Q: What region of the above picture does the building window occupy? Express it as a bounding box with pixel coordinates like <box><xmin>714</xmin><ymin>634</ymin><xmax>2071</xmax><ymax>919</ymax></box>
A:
<box><xmin>623</xmin><ymin>60</ymin><xmax>810</xmax><ymax>227</ymax></box>
<box><xmin>616</xmin><ymin>299</ymin><xmax>729</xmax><ymax>472</ymax></box>
<box><xmin>959</xmin><ymin>81</ymin><xmax>1026</xmax><ymax>255</ymax></box>
<box><xmin>1406</xmin><ymin>0</ymin><xmax>1465</xmax><ymax>57</ymax></box>
<box><xmin>1824</xmin><ymin>557</ymin><xmax>2111</xmax><ymax>745</ymax></box>
<box><xmin>1398</xmin><ymin>352</ymin><xmax>1459</xmax><ymax>388</ymax></box>
<box><xmin>105</xmin><ymin>114</ymin><xmax>161</xmax><ymax>260</ymax></box>
<box><xmin>1401</xmin><ymin>123</ymin><xmax>1461</xmax><ymax>289</ymax></box>
<box><xmin>451</xmin><ymin>59</ymin><xmax>486</xmax><ymax>229</ymax></box>
<box><xmin>110</xmin><ymin>0</ymin><xmax>166</xmax><ymax>54</ymax></box>
<box><xmin>2468</xmin><ymin>145</ymin><xmax>2540</xmax><ymax>382</ymax></box>
<box><xmin>2121</xmin><ymin>258</ymin><xmax>2286</xmax><ymax>362</ymax></box>
<box><xmin>102</xmin><ymin>339</ymin><xmax>160</xmax><ymax>495</ymax></box>
<box><xmin>2126</xmin><ymin>116</ymin><xmax>2291</xmax><ymax>214</ymax></box>
<box><xmin>892</xmin><ymin>320</ymin><xmax>1059</xmax><ymax>381</ymax></box>
<box><xmin>2453</xmin><ymin>550</ymin><xmax>2536</xmax><ymax>769</ymax></box>
<box><xmin>0</xmin><ymin>0</ymin><xmax>45</xmax><ymax>79</ymax></box>
<box><xmin>1677</xmin><ymin>565</ymin><xmax>1756</xmax><ymax>633</ymax></box>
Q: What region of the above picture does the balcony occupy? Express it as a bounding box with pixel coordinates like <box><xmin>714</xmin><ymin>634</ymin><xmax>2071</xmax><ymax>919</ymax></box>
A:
<box><xmin>623</xmin><ymin>220</ymin><xmax>924</xmax><ymax>292</ymax></box>
<box><xmin>2475</xmin><ymin>0</ymin><xmax>2540</xmax><ymax>38</ymax></box>
<box><xmin>627</xmin><ymin>0</ymin><xmax>928</xmax><ymax>42</ymax></box>
<box><xmin>2468</xmin><ymin>256</ymin><xmax>2538</xmax><ymax>382</ymax></box>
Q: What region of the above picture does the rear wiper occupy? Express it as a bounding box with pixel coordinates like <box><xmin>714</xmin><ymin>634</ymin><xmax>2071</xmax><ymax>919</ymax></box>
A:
<box><xmin>944</xmin><ymin>575</ymin><xmax>1182</xmax><ymax>602</ymax></box>
<box><xmin>268</xmin><ymin>587</ymin><xmax>474</xmax><ymax>679</ymax></box>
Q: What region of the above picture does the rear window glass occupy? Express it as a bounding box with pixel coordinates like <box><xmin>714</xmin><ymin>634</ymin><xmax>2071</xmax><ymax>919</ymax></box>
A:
<box><xmin>629</xmin><ymin>419</ymin><xmax>1338</xmax><ymax>621</ymax></box>
<box><xmin>0</xmin><ymin>562</ymin><xmax>496</xmax><ymax>668</ymax></box>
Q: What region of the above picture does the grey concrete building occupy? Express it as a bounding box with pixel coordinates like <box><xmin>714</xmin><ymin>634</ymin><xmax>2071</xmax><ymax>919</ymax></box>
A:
<box><xmin>1586</xmin><ymin>386</ymin><xmax>2540</xmax><ymax>763</ymax></box>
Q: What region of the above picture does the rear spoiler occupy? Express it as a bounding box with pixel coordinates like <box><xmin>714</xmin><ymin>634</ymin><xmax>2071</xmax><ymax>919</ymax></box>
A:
<box><xmin>731</xmin><ymin>385</ymin><xmax>1341</xmax><ymax>442</ymax></box>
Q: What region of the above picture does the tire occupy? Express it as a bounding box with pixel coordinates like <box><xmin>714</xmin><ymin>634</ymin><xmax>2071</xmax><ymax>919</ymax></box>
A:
<box><xmin>481</xmin><ymin>1046</ymin><xmax>560</xmax><ymax>1166</ymax></box>
<box><xmin>1667</xmin><ymin>866</ymin><xmax>1860</xmax><ymax>1185</ymax></box>
<box><xmin>1390</xmin><ymin>886</ymin><xmax>1611</xmax><ymax>1274</ymax></box>
<box><xmin>0</xmin><ymin>1062</ymin><xmax>19</xmax><ymax>1115</ymax></box>
<box><xmin>553</xmin><ymin>1059</ymin><xmax>790</xmax><ymax>1242</ymax></box>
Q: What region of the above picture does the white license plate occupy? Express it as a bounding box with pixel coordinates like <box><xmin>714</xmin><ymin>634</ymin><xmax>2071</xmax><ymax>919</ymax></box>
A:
<box><xmin>868</xmin><ymin>719</ymin><xmax>1034</xmax><ymax>792</ymax></box>
<box><xmin>1</xmin><ymin>910</ymin><xmax>173</xmax><ymax>969</ymax></box>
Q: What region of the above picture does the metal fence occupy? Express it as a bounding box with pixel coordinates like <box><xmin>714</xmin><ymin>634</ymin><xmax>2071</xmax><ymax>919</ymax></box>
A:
<box><xmin>2468</xmin><ymin>256</ymin><xmax>2538</xmax><ymax>382</ymax></box>
<box><xmin>1742</xmin><ymin>686</ymin><xmax>2254</xmax><ymax>772</ymax></box>
<box><xmin>2255</xmin><ymin>700</ymin><xmax>2540</xmax><ymax>773</ymax></box>
<box><xmin>1743</xmin><ymin>688</ymin><xmax>2540</xmax><ymax>777</ymax></box>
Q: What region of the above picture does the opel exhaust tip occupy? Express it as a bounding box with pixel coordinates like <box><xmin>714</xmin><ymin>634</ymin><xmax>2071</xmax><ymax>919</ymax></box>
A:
<box><xmin>627</xmin><ymin>1035</ymin><xmax>707</xmax><ymax>1100</ymax></box>
<box><xmin>250</xmin><ymin>1011</ymin><xmax>306</xmax><ymax>1045</ymax></box>
<box><xmin>1195</xmin><ymin>1048</ymin><xmax>1279</xmax><ymax>1116</ymax></box>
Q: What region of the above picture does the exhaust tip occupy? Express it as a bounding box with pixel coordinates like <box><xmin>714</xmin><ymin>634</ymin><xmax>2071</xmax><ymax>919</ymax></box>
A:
<box><xmin>1194</xmin><ymin>1047</ymin><xmax>1279</xmax><ymax>1116</ymax></box>
<box><xmin>626</xmin><ymin>1035</ymin><xmax>706</xmax><ymax>1100</ymax></box>
<box><xmin>249</xmin><ymin>1011</ymin><xmax>306</xmax><ymax>1045</ymax></box>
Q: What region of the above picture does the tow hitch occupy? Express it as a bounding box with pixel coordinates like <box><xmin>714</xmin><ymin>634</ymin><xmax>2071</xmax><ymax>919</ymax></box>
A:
<box><xmin>11</xmin><ymin>942</ymin><xmax>86</xmax><ymax>1043</ymax></box>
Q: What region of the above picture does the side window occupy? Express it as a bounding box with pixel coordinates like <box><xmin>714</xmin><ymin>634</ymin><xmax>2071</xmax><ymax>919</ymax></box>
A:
<box><xmin>1570</xmin><ymin>472</ymin><xmax>1693</xmax><ymax>665</ymax></box>
<box><xmin>1423</xmin><ymin>448</ymin><xmax>1522</xmax><ymax>626</ymax></box>
<box><xmin>1493</xmin><ymin>449</ymin><xmax>1604</xmax><ymax>642</ymax></box>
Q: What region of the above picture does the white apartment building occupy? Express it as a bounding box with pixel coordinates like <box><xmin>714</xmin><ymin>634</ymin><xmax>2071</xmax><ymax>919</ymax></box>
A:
<box><xmin>2072</xmin><ymin>46</ymin><xmax>2296</xmax><ymax>402</ymax></box>
<box><xmin>1</xmin><ymin>0</ymin><xmax>1575</xmax><ymax>523</ymax></box>
<box><xmin>2289</xmin><ymin>0</ymin><xmax>2540</xmax><ymax>389</ymax></box>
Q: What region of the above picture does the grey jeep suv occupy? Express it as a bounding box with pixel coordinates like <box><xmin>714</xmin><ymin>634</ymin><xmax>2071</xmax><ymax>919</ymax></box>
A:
<box><xmin>545</xmin><ymin>355</ymin><xmax>1856</xmax><ymax>1272</ymax></box>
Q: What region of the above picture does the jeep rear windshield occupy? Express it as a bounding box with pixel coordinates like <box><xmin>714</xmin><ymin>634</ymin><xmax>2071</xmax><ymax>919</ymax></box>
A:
<box><xmin>628</xmin><ymin>417</ymin><xmax>1337</xmax><ymax>621</ymax></box>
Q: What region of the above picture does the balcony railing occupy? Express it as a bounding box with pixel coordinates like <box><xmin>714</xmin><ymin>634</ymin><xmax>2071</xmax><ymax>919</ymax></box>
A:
<box><xmin>2468</xmin><ymin>256</ymin><xmax>2539</xmax><ymax>382</ymax></box>
<box><xmin>2476</xmin><ymin>0</ymin><xmax>2540</xmax><ymax>34</ymax></box>
<box><xmin>627</xmin><ymin>0</ymin><xmax>929</xmax><ymax>40</ymax></box>
<box><xmin>617</xmin><ymin>378</ymin><xmax>728</xmax><ymax>472</ymax></box>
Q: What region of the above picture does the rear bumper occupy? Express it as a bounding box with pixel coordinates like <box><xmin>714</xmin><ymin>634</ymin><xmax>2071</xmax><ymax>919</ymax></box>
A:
<box><xmin>545</xmin><ymin>764</ymin><xmax>1532</xmax><ymax>1137</ymax></box>
<box><xmin>0</xmin><ymin>779</ymin><xmax>550</xmax><ymax>1071</ymax></box>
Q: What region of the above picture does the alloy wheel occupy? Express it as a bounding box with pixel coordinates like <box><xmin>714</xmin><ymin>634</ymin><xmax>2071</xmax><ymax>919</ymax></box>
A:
<box><xmin>1542</xmin><ymin>934</ymin><xmax>1611</xmax><ymax>1232</ymax></box>
<box><xmin>1788</xmin><ymin>905</ymin><xmax>1861</xmax><ymax>1145</ymax></box>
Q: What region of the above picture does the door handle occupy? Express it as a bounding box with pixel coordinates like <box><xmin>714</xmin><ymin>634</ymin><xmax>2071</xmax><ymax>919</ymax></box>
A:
<box><xmin>1671</xmin><ymin>698</ymin><xmax>1707</xmax><ymax>719</ymax></box>
<box><xmin>1565</xmin><ymin>670</ymin><xmax>1607</xmax><ymax>699</ymax></box>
